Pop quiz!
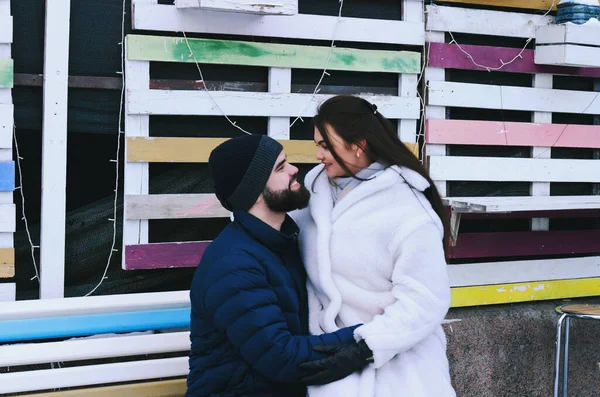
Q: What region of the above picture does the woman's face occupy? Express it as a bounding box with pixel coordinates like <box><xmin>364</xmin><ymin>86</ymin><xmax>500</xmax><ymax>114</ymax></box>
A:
<box><xmin>314</xmin><ymin>124</ymin><xmax>366</xmax><ymax>179</ymax></box>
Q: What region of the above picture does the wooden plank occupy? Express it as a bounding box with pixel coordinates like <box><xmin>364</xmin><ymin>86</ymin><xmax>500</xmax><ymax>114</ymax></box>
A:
<box><xmin>0</xmin><ymin>247</ymin><xmax>14</xmax><ymax>278</ymax></box>
<box><xmin>0</xmin><ymin>332</ymin><xmax>190</xmax><ymax>366</ymax></box>
<box><xmin>436</xmin><ymin>0</ymin><xmax>557</xmax><ymax>10</ymax></box>
<box><xmin>428</xmin><ymin>81</ymin><xmax>600</xmax><ymax>115</ymax></box>
<box><xmin>535</xmin><ymin>44</ymin><xmax>600</xmax><ymax>69</ymax></box>
<box><xmin>177</xmin><ymin>0</ymin><xmax>297</xmax><ymax>15</ymax></box>
<box><xmin>40</xmin><ymin>0</ymin><xmax>70</xmax><ymax>299</ymax></box>
<box><xmin>0</xmin><ymin>283</ymin><xmax>15</xmax><ymax>301</ymax></box>
<box><xmin>430</xmin><ymin>156</ymin><xmax>600</xmax><ymax>183</ymax></box>
<box><xmin>126</xmin><ymin>194</ymin><xmax>229</xmax><ymax>220</ymax></box>
<box><xmin>426</xmin><ymin>119</ymin><xmax>600</xmax><ymax>149</ymax></box>
<box><xmin>0</xmin><ymin>15</ymin><xmax>11</xmax><ymax>44</ymax></box>
<box><xmin>0</xmin><ymin>104</ymin><xmax>13</xmax><ymax>149</ymax></box>
<box><xmin>451</xmin><ymin>277</ymin><xmax>600</xmax><ymax>307</ymax></box>
<box><xmin>0</xmin><ymin>161</ymin><xmax>13</xmax><ymax>191</ymax></box>
<box><xmin>449</xmin><ymin>256</ymin><xmax>600</xmax><ymax>288</ymax></box>
<box><xmin>0</xmin><ymin>308</ymin><xmax>190</xmax><ymax>343</ymax></box>
<box><xmin>125</xmin><ymin>241</ymin><xmax>210</xmax><ymax>270</ymax></box>
<box><xmin>123</xmin><ymin>57</ymin><xmax>150</xmax><ymax>268</ymax></box>
<box><xmin>428</xmin><ymin>43</ymin><xmax>600</xmax><ymax>77</ymax></box>
<box><xmin>127</xmin><ymin>35</ymin><xmax>421</xmax><ymax>74</ymax></box>
<box><xmin>0</xmin><ymin>58</ymin><xmax>12</xmax><ymax>88</ymax></box>
<box><xmin>0</xmin><ymin>291</ymin><xmax>190</xmax><ymax>321</ymax></box>
<box><xmin>426</xmin><ymin>5</ymin><xmax>553</xmax><ymax>38</ymax></box>
<box><xmin>268</xmin><ymin>67</ymin><xmax>291</xmax><ymax>140</ymax></box>
<box><xmin>126</xmin><ymin>137</ymin><xmax>419</xmax><ymax>163</ymax></box>
<box><xmin>132</xmin><ymin>2</ymin><xmax>424</xmax><ymax>46</ymax></box>
<box><xmin>127</xmin><ymin>90</ymin><xmax>421</xmax><ymax>119</ymax></box>
<box><xmin>20</xmin><ymin>379</ymin><xmax>186</xmax><ymax>397</ymax></box>
<box><xmin>0</xmin><ymin>203</ymin><xmax>15</xmax><ymax>232</ymax></box>
<box><xmin>0</xmin><ymin>357</ymin><xmax>188</xmax><ymax>394</ymax></box>
<box><xmin>449</xmin><ymin>230</ymin><xmax>600</xmax><ymax>259</ymax></box>
<box><xmin>445</xmin><ymin>196</ymin><xmax>600</xmax><ymax>213</ymax></box>
<box><xmin>536</xmin><ymin>24</ymin><xmax>600</xmax><ymax>48</ymax></box>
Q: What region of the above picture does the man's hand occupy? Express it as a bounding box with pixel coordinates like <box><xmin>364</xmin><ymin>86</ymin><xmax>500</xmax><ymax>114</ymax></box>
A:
<box><xmin>298</xmin><ymin>340</ymin><xmax>373</xmax><ymax>385</ymax></box>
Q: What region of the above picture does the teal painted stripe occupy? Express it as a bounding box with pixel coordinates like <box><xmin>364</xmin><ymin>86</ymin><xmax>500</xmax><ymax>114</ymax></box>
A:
<box><xmin>0</xmin><ymin>308</ymin><xmax>191</xmax><ymax>343</ymax></box>
<box><xmin>0</xmin><ymin>59</ymin><xmax>13</xmax><ymax>89</ymax></box>
<box><xmin>127</xmin><ymin>35</ymin><xmax>421</xmax><ymax>74</ymax></box>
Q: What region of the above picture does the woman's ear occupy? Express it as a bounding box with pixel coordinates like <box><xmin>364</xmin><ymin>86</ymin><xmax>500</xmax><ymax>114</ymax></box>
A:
<box><xmin>358</xmin><ymin>139</ymin><xmax>367</xmax><ymax>151</ymax></box>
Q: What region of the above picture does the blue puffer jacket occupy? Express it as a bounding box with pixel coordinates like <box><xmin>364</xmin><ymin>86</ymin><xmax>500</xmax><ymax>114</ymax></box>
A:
<box><xmin>186</xmin><ymin>211</ymin><xmax>359</xmax><ymax>397</ymax></box>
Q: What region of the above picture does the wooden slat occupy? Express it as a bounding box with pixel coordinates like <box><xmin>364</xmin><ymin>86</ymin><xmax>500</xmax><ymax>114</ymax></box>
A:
<box><xmin>127</xmin><ymin>137</ymin><xmax>419</xmax><ymax>163</ymax></box>
<box><xmin>0</xmin><ymin>203</ymin><xmax>15</xmax><ymax>232</ymax></box>
<box><xmin>0</xmin><ymin>291</ymin><xmax>190</xmax><ymax>321</ymax></box>
<box><xmin>0</xmin><ymin>104</ymin><xmax>13</xmax><ymax>149</ymax></box>
<box><xmin>536</xmin><ymin>23</ymin><xmax>600</xmax><ymax>47</ymax></box>
<box><xmin>451</xmin><ymin>277</ymin><xmax>600</xmax><ymax>307</ymax></box>
<box><xmin>0</xmin><ymin>15</ymin><xmax>11</xmax><ymax>44</ymax></box>
<box><xmin>132</xmin><ymin>1</ymin><xmax>424</xmax><ymax>46</ymax></box>
<box><xmin>125</xmin><ymin>241</ymin><xmax>210</xmax><ymax>270</ymax></box>
<box><xmin>445</xmin><ymin>196</ymin><xmax>600</xmax><ymax>213</ymax></box>
<box><xmin>126</xmin><ymin>194</ymin><xmax>229</xmax><ymax>220</ymax></box>
<box><xmin>535</xmin><ymin>44</ymin><xmax>600</xmax><ymax>69</ymax></box>
<box><xmin>40</xmin><ymin>0</ymin><xmax>70</xmax><ymax>299</ymax></box>
<box><xmin>127</xmin><ymin>90</ymin><xmax>421</xmax><ymax>119</ymax></box>
<box><xmin>0</xmin><ymin>357</ymin><xmax>188</xmax><ymax>395</ymax></box>
<box><xmin>0</xmin><ymin>283</ymin><xmax>15</xmax><ymax>301</ymax></box>
<box><xmin>426</xmin><ymin>5</ymin><xmax>553</xmax><ymax>38</ymax></box>
<box><xmin>429</xmin><ymin>156</ymin><xmax>600</xmax><ymax>183</ymax></box>
<box><xmin>0</xmin><ymin>332</ymin><xmax>190</xmax><ymax>366</ymax></box>
<box><xmin>127</xmin><ymin>35</ymin><xmax>421</xmax><ymax>74</ymax></box>
<box><xmin>176</xmin><ymin>0</ymin><xmax>298</xmax><ymax>15</ymax></box>
<box><xmin>428</xmin><ymin>81</ymin><xmax>600</xmax><ymax>115</ymax></box>
<box><xmin>20</xmin><ymin>379</ymin><xmax>186</xmax><ymax>397</ymax></box>
<box><xmin>0</xmin><ymin>160</ymin><xmax>13</xmax><ymax>191</ymax></box>
<box><xmin>435</xmin><ymin>0</ymin><xmax>557</xmax><ymax>10</ymax></box>
<box><xmin>0</xmin><ymin>58</ymin><xmax>12</xmax><ymax>88</ymax></box>
<box><xmin>428</xmin><ymin>43</ymin><xmax>600</xmax><ymax>77</ymax></box>
<box><xmin>426</xmin><ymin>119</ymin><xmax>600</xmax><ymax>149</ymax></box>
<box><xmin>449</xmin><ymin>256</ymin><xmax>600</xmax><ymax>288</ymax></box>
<box><xmin>0</xmin><ymin>308</ymin><xmax>190</xmax><ymax>343</ymax></box>
<box><xmin>0</xmin><ymin>247</ymin><xmax>14</xmax><ymax>278</ymax></box>
<box><xmin>450</xmin><ymin>230</ymin><xmax>600</xmax><ymax>259</ymax></box>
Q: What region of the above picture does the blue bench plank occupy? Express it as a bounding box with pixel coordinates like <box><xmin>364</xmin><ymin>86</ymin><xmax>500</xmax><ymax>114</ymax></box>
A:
<box><xmin>0</xmin><ymin>308</ymin><xmax>190</xmax><ymax>343</ymax></box>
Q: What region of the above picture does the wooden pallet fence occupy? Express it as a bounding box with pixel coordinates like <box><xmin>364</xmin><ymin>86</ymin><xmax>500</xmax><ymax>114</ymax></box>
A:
<box><xmin>425</xmin><ymin>9</ymin><xmax>600</xmax><ymax>307</ymax></box>
<box><xmin>123</xmin><ymin>33</ymin><xmax>422</xmax><ymax>270</ymax></box>
<box><xmin>0</xmin><ymin>0</ymin><xmax>14</xmax><ymax>298</ymax></box>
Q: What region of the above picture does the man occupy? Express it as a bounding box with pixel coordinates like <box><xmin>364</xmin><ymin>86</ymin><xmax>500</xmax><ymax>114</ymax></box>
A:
<box><xmin>186</xmin><ymin>135</ymin><xmax>372</xmax><ymax>397</ymax></box>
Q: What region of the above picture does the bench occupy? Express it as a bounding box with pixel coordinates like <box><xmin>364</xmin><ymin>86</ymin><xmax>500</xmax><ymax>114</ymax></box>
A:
<box><xmin>425</xmin><ymin>5</ymin><xmax>600</xmax><ymax>307</ymax></box>
<box><xmin>0</xmin><ymin>291</ymin><xmax>190</xmax><ymax>396</ymax></box>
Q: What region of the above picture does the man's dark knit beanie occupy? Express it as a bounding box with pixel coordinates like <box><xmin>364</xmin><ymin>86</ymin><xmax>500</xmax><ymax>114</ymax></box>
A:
<box><xmin>208</xmin><ymin>135</ymin><xmax>283</xmax><ymax>211</ymax></box>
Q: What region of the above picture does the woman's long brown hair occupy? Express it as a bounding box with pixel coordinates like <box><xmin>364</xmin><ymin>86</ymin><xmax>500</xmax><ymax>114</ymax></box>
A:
<box><xmin>313</xmin><ymin>95</ymin><xmax>450</xmax><ymax>257</ymax></box>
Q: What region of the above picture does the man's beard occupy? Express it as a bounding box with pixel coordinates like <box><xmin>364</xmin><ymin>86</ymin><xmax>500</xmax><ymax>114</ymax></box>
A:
<box><xmin>263</xmin><ymin>183</ymin><xmax>310</xmax><ymax>213</ymax></box>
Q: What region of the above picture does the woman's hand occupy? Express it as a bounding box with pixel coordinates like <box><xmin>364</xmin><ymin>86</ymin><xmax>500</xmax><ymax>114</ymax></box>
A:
<box><xmin>298</xmin><ymin>340</ymin><xmax>373</xmax><ymax>385</ymax></box>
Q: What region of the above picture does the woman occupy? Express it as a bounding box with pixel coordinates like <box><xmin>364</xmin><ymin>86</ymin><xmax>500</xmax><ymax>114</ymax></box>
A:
<box><xmin>291</xmin><ymin>95</ymin><xmax>455</xmax><ymax>397</ymax></box>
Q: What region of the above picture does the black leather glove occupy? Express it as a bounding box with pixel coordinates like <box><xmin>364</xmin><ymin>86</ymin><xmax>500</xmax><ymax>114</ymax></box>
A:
<box><xmin>298</xmin><ymin>340</ymin><xmax>374</xmax><ymax>385</ymax></box>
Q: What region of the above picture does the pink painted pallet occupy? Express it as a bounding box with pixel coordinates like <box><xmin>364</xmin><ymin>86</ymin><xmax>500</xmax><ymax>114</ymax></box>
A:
<box><xmin>425</xmin><ymin>41</ymin><xmax>600</xmax><ymax>261</ymax></box>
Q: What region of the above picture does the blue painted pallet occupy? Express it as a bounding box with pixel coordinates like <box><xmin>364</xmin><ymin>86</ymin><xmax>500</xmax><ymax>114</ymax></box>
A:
<box><xmin>0</xmin><ymin>161</ymin><xmax>14</xmax><ymax>191</ymax></box>
<box><xmin>0</xmin><ymin>308</ymin><xmax>191</xmax><ymax>343</ymax></box>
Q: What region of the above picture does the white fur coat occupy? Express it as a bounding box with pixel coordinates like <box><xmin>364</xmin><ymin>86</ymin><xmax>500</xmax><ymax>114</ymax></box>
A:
<box><xmin>291</xmin><ymin>165</ymin><xmax>455</xmax><ymax>397</ymax></box>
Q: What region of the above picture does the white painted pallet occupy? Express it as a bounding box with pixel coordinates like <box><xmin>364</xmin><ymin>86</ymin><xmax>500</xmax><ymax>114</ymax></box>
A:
<box><xmin>535</xmin><ymin>24</ymin><xmax>600</xmax><ymax>68</ymax></box>
<box><xmin>0</xmin><ymin>0</ymin><xmax>14</xmax><ymax>298</ymax></box>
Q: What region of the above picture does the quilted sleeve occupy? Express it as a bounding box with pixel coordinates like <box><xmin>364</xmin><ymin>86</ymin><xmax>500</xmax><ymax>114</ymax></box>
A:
<box><xmin>201</xmin><ymin>254</ymin><xmax>359</xmax><ymax>383</ymax></box>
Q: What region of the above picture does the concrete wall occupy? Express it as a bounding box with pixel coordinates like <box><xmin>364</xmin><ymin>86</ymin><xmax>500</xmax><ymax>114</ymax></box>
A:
<box><xmin>445</xmin><ymin>297</ymin><xmax>600</xmax><ymax>396</ymax></box>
